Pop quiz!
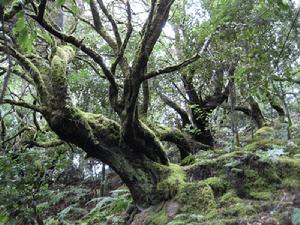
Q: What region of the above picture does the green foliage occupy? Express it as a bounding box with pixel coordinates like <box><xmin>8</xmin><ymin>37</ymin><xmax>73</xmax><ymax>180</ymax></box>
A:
<box><xmin>1</xmin><ymin>0</ymin><xmax>300</xmax><ymax>224</ymax></box>
<box><xmin>82</xmin><ymin>189</ymin><xmax>131</xmax><ymax>225</ymax></box>
<box><xmin>12</xmin><ymin>12</ymin><xmax>37</xmax><ymax>53</ymax></box>
<box><xmin>0</xmin><ymin>149</ymin><xmax>53</xmax><ymax>224</ymax></box>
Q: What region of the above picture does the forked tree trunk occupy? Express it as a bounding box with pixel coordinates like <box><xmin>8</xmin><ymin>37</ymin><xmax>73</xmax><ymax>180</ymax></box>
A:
<box><xmin>1</xmin><ymin>0</ymin><xmax>180</xmax><ymax>210</ymax></box>
<box><xmin>44</xmin><ymin>106</ymin><xmax>175</xmax><ymax>207</ymax></box>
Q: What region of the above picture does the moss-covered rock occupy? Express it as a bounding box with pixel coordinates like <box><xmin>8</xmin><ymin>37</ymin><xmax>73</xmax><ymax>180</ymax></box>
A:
<box><xmin>255</xmin><ymin>126</ymin><xmax>274</xmax><ymax>137</ymax></box>
<box><xmin>277</xmin><ymin>157</ymin><xmax>300</xmax><ymax>191</ymax></box>
<box><xmin>146</xmin><ymin>206</ymin><xmax>169</xmax><ymax>225</ymax></box>
<box><xmin>204</xmin><ymin>176</ymin><xmax>228</xmax><ymax>196</ymax></box>
<box><xmin>249</xmin><ymin>191</ymin><xmax>273</xmax><ymax>200</ymax></box>
<box><xmin>219</xmin><ymin>191</ymin><xmax>257</xmax><ymax>217</ymax></box>
<box><xmin>181</xmin><ymin>155</ymin><xmax>196</xmax><ymax>166</ymax></box>
<box><xmin>244</xmin><ymin>139</ymin><xmax>286</xmax><ymax>152</ymax></box>
<box><xmin>157</xmin><ymin>164</ymin><xmax>187</xmax><ymax>200</ymax></box>
<box><xmin>132</xmin><ymin>129</ymin><xmax>300</xmax><ymax>225</ymax></box>
<box><xmin>176</xmin><ymin>182</ymin><xmax>217</xmax><ymax>215</ymax></box>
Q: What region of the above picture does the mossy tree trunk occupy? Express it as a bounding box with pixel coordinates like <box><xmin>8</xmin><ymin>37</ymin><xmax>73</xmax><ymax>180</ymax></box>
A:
<box><xmin>248</xmin><ymin>96</ymin><xmax>265</xmax><ymax>128</ymax></box>
<box><xmin>39</xmin><ymin>45</ymin><xmax>175</xmax><ymax>207</ymax></box>
<box><xmin>266</xmin><ymin>91</ymin><xmax>285</xmax><ymax>122</ymax></box>
<box><xmin>1</xmin><ymin>0</ymin><xmax>194</xmax><ymax>208</ymax></box>
<box><xmin>160</xmin><ymin>66</ymin><xmax>233</xmax><ymax>148</ymax></box>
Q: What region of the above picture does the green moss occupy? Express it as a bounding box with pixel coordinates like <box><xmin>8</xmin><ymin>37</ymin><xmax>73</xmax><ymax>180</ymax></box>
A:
<box><xmin>218</xmin><ymin>150</ymin><xmax>244</xmax><ymax>161</ymax></box>
<box><xmin>219</xmin><ymin>191</ymin><xmax>241</xmax><ymax>206</ymax></box>
<box><xmin>219</xmin><ymin>191</ymin><xmax>256</xmax><ymax>217</ymax></box>
<box><xmin>148</xmin><ymin>208</ymin><xmax>169</xmax><ymax>225</ymax></box>
<box><xmin>176</xmin><ymin>182</ymin><xmax>217</xmax><ymax>214</ymax></box>
<box><xmin>166</xmin><ymin>213</ymin><xmax>209</xmax><ymax>225</ymax></box>
<box><xmin>291</xmin><ymin>138</ymin><xmax>300</xmax><ymax>146</ymax></box>
<box><xmin>244</xmin><ymin>139</ymin><xmax>285</xmax><ymax>152</ymax></box>
<box><xmin>255</xmin><ymin>126</ymin><xmax>274</xmax><ymax>136</ymax></box>
<box><xmin>277</xmin><ymin>157</ymin><xmax>300</xmax><ymax>180</ymax></box>
<box><xmin>181</xmin><ymin>155</ymin><xmax>196</xmax><ymax>166</ymax></box>
<box><xmin>157</xmin><ymin>164</ymin><xmax>186</xmax><ymax>199</ymax></box>
<box><xmin>235</xmin><ymin>167</ymin><xmax>280</xmax><ymax>199</ymax></box>
<box><xmin>249</xmin><ymin>191</ymin><xmax>272</xmax><ymax>200</ymax></box>
<box><xmin>204</xmin><ymin>176</ymin><xmax>228</xmax><ymax>196</ymax></box>
<box><xmin>71</xmin><ymin>108</ymin><xmax>120</xmax><ymax>145</ymax></box>
<box><xmin>50</xmin><ymin>46</ymin><xmax>75</xmax><ymax>86</ymax></box>
<box><xmin>222</xmin><ymin>202</ymin><xmax>256</xmax><ymax>217</ymax></box>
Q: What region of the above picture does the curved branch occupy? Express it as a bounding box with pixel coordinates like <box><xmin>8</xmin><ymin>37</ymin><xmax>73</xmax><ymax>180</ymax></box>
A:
<box><xmin>203</xmin><ymin>69</ymin><xmax>234</xmax><ymax>110</ymax></box>
<box><xmin>159</xmin><ymin>128</ymin><xmax>192</xmax><ymax>160</ymax></box>
<box><xmin>37</xmin><ymin>0</ymin><xmax>47</xmax><ymax>21</ymax></box>
<box><xmin>149</xmin><ymin>124</ymin><xmax>192</xmax><ymax>160</ymax></box>
<box><xmin>31</xmin><ymin>15</ymin><xmax>120</xmax><ymax>110</ymax></box>
<box><xmin>143</xmin><ymin>53</ymin><xmax>200</xmax><ymax>81</ymax></box>
<box><xmin>1</xmin><ymin>127</ymin><xmax>31</xmax><ymax>145</ymax></box>
<box><xmin>31</xmin><ymin>16</ymin><xmax>117</xmax><ymax>90</ymax></box>
<box><xmin>96</xmin><ymin>0</ymin><xmax>122</xmax><ymax>48</ymax></box>
<box><xmin>90</xmin><ymin>0</ymin><xmax>118</xmax><ymax>50</ymax></box>
<box><xmin>132</xmin><ymin>0</ymin><xmax>175</xmax><ymax>80</ymax></box>
<box><xmin>110</xmin><ymin>0</ymin><xmax>132</xmax><ymax>75</ymax></box>
<box><xmin>143</xmin><ymin>37</ymin><xmax>211</xmax><ymax>81</ymax></box>
<box><xmin>0</xmin><ymin>43</ymin><xmax>49</xmax><ymax>102</ymax></box>
<box><xmin>23</xmin><ymin>140</ymin><xmax>64</xmax><ymax>148</ymax></box>
<box><xmin>159</xmin><ymin>93</ymin><xmax>190</xmax><ymax>127</ymax></box>
<box><xmin>1</xmin><ymin>99</ymin><xmax>46</xmax><ymax>113</ymax></box>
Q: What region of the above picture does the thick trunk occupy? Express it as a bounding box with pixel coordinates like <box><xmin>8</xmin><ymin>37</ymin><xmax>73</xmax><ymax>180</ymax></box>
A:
<box><xmin>248</xmin><ymin>96</ymin><xmax>265</xmax><ymax>128</ymax></box>
<box><xmin>267</xmin><ymin>92</ymin><xmax>285</xmax><ymax>122</ymax></box>
<box><xmin>44</xmin><ymin>107</ymin><xmax>175</xmax><ymax>207</ymax></box>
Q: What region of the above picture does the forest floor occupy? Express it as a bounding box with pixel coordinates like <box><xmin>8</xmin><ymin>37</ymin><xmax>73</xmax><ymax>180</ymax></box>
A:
<box><xmin>44</xmin><ymin>124</ymin><xmax>300</xmax><ymax>225</ymax></box>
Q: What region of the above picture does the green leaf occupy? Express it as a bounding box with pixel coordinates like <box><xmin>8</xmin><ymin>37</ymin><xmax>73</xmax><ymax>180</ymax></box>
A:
<box><xmin>37</xmin><ymin>30</ymin><xmax>53</xmax><ymax>44</ymax></box>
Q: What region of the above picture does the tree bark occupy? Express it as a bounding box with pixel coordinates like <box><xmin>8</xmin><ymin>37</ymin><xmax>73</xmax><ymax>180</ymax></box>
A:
<box><xmin>44</xmin><ymin>106</ymin><xmax>175</xmax><ymax>207</ymax></box>
<box><xmin>248</xmin><ymin>96</ymin><xmax>265</xmax><ymax>128</ymax></box>
<box><xmin>267</xmin><ymin>91</ymin><xmax>285</xmax><ymax>122</ymax></box>
<box><xmin>1</xmin><ymin>0</ymin><xmax>181</xmax><ymax>209</ymax></box>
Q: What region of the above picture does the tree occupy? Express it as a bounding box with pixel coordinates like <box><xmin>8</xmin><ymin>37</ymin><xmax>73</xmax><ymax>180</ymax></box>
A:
<box><xmin>0</xmin><ymin>0</ymin><xmax>204</xmax><ymax>208</ymax></box>
<box><xmin>1</xmin><ymin>0</ymin><xmax>299</xmax><ymax>218</ymax></box>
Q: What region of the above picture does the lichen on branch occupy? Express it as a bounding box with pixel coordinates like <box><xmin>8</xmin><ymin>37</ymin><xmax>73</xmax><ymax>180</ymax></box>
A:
<box><xmin>49</xmin><ymin>46</ymin><xmax>75</xmax><ymax>108</ymax></box>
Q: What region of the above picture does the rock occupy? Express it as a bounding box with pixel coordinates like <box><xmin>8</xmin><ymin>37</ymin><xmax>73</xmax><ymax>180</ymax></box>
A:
<box><xmin>166</xmin><ymin>201</ymin><xmax>180</xmax><ymax>218</ymax></box>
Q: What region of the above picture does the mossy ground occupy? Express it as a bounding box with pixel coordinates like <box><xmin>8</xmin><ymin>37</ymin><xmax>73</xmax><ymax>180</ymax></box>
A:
<box><xmin>43</xmin><ymin>126</ymin><xmax>300</xmax><ymax>225</ymax></box>
<box><xmin>139</xmin><ymin>126</ymin><xmax>300</xmax><ymax>225</ymax></box>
